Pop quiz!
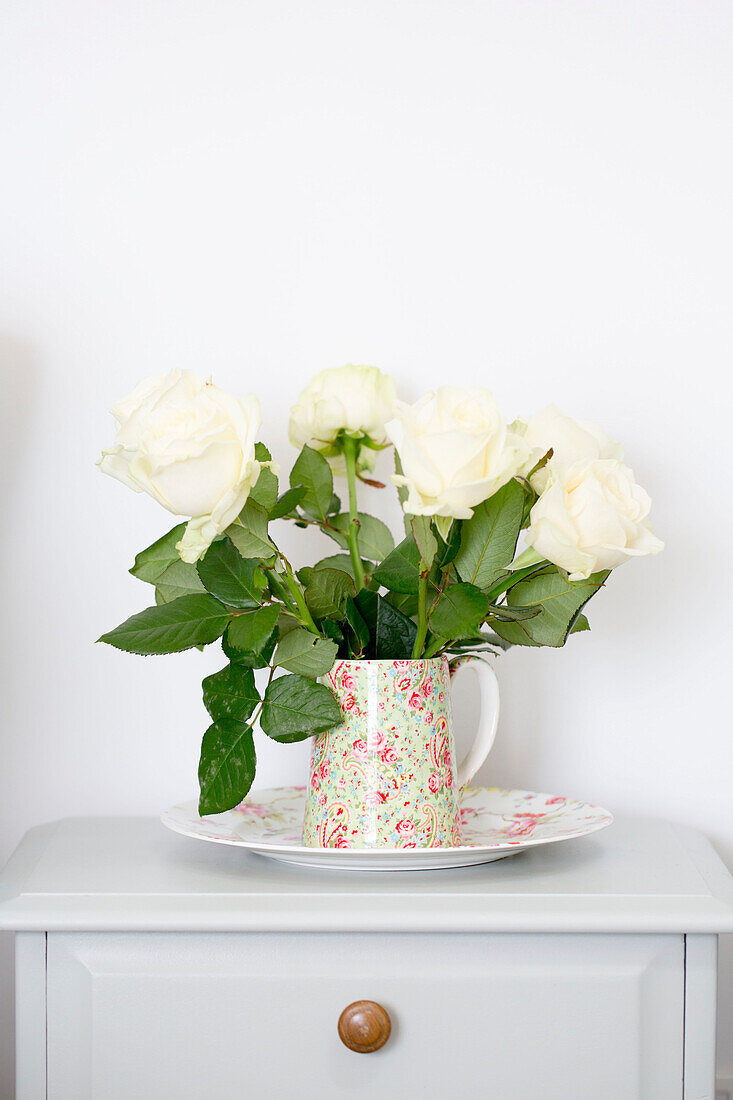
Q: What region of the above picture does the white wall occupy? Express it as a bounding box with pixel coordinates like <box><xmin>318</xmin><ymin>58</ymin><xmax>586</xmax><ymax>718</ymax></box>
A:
<box><xmin>1</xmin><ymin>0</ymin><xmax>732</xmax><ymax>1091</ymax></box>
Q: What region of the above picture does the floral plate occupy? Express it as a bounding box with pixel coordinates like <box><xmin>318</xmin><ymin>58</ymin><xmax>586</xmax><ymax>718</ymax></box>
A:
<box><xmin>161</xmin><ymin>786</ymin><xmax>613</xmax><ymax>871</ymax></box>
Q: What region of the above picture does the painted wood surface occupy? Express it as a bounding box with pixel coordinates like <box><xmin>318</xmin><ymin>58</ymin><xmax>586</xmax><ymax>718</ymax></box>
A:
<box><xmin>1</xmin><ymin>816</ymin><xmax>733</xmax><ymax>934</ymax></box>
<box><xmin>46</xmin><ymin>931</ymin><xmax>684</xmax><ymax>1100</ymax></box>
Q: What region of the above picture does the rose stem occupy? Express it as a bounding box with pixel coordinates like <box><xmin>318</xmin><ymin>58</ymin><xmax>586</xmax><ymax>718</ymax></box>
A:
<box><xmin>342</xmin><ymin>435</ymin><xmax>366</xmax><ymax>591</ymax></box>
<box><xmin>411</xmin><ymin>570</ymin><xmax>429</xmax><ymax>658</ymax></box>
<box><xmin>280</xmin><ymin>555</ymin><xmax>320</xmax><ymax>635</ymax></box>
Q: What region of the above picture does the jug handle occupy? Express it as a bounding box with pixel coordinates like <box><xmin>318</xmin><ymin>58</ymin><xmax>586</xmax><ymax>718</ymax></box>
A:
<box><xmin>449</xmin><ymin>657</ymin><xmax>500</xmax><ymax>789</ymax></box>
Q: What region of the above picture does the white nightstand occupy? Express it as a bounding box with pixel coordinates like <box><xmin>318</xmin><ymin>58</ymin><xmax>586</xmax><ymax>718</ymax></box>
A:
<box><xmin>1</xmin><ymin>815</ymin><xmax>732</xmax><ymax>1099</ymax></box>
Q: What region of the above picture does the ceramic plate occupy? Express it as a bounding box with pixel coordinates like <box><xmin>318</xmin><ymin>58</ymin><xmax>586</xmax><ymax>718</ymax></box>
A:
<box><xmin>161</xmin><ymin>787</ymin><xmax>613</xmax><ymax>871</ymax></box>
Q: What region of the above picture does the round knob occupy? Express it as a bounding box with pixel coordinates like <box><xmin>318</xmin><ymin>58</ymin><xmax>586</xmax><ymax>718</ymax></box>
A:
<box><xmin>338</xmin><ymin>1000</ymin><xmax>391</xmax><ymax>1053</ymax></box>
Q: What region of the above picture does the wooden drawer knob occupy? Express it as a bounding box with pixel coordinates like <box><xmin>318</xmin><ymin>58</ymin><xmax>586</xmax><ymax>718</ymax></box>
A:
<box><xmin>338</xmin><ymin>1000</ymin><xmax>391</xmax><ymax>1053</ymax></box>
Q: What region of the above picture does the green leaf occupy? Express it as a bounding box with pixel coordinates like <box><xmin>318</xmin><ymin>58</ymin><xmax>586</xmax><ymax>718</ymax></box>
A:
<box><xmin>327</xmin><ymin>513</ymin><xmax>394</xmax><ymax>562</ymax></box>
<box><xmin>304</xmin><ymin>568</ymin><xmax>356</xmax><ymax>619</ymax></box>
<box><xmin>492</xmin><ymin>568</ymin><xmax>610</xmax><ymax>647</ymax></box>
<box><xmin>311</xmin><ymin>553</ymin><xmax>374</xmax><ymax>584</ymax></box>
<box><xmin>321</xmin><ymin>619</ymin><xmax>345</xmax><ymax>648</ymax></box>
<box><xmin>223</xmin><ymin>604</ymin><xmax>280</xmax><ymax>666</ymax></box>
<box><xmin>260</xmin><ymin>674</ymin><xmax>343</xmax><ymax>742</ymax></box>
<box><xmin>130</xmin><ymin>524</ymin><xmax>187</xmax><ymax>584</ymax></box>
<box><xmin>410</xmin><ymin>516</ymin><xmax>438</xmax><ymax>567</ymax></box>
<box><xmin>394</xmin><ymin>451</ymin><xmax>410</xmax><ymax>533</ymax></box>
<box><xmin>254</xmin><ymin>441</ymin><xmax>272</xmax><ymax>462</ymax></box>
<box><xmin>508</xmin><ymin>545</ymin><xmax>546</xmax><ymax>572</ymax></box>
<box><xmin>99</xmin><ymin>594</ymin><xmax>231</xmax><ymax>655</ymax></box>
<box><xmin>226</xmin><ymin>499</ymin><xmax>275</xmax><ymax>560</ymax></box>
<box><xmin>269</xmin><ymin>486</ymin><xmax>307</xmax><ymax>520</ymax></box>
<box><xmin>344</xmin><ymin>595</ymin><xmax>370</xmax><ymax>656</ymax></box>
<box><xmin>154</xmin><ymin>559</ymin><xmax>206</xmax><ymax>603</ymax></box>
<box><xmin>454</xmin><ymin>479</ymin><xmax>526</xmax><ymax>592</ymax></box>
<box><xmin>249</xmin><ymin>466</ymin><xmax>278</xmax><ymax>512</ymax></box>
<box><xmin>289</xmin><ymin>445</ymin><xmax>333</xmax><ymax>522</ymax></box>
<box><xmin>429</xmin><ymin>583</ymin><xmax>489</xmax><ymax>639</ymax></box>
<box><xmin>276</xmin><ymin>610</ymin><xmax>301</xmax><ymax>641</ymax></box>
<box><xmin>485</xmin><ymin>603</ymin><xmax>541</xmax><ymax>621</ymax></box>
<box><xmin>435</xmin><ymin>520</ymin><xmax>462</xmax><ymax>569</ymax></box>
<box><xmin>486</xmin><ymin>562</ymin><xmax>548</xmax><ymax>601</ymax></box>
<box><xmin>198</xmin><ymin>719</ymin><xmax>256</xmax><ymax>815</ymax></box>
<box><xmin>445</xmin><ymin>628</ymin><xmax>512</xmax><ymax>655</ymax></box>
<box><xmin>274</xmin><ymin>627</ymin><xmax>338</xmax><ymax>677</ymax></box>
<box><xmin>197</xmin><ymin>538</ymin><xmax>266</xmax><ymax>609</ymax></box>
<box><xmin>202</xmin><ymin>663</ymin><xmax>260</xmax><ymax>723</ymax></box>
<box><xmin>384</xmin><ymin>590</ymin><xmax>420</xmax><ymax>617</ymax></box>
<box><xmin>354</xmin><ymin>590</ymin><xmax>418</xmax><ymax>659</ymax></box>
<box><xmin>570</xmin><ymin>613</ymin><xmax>590</xmax><ymax>635</ymax></box>
<box><xmin>371</xmin><ymin>535</ymin><xmax>421</xmax><ymax>594</ymax></box>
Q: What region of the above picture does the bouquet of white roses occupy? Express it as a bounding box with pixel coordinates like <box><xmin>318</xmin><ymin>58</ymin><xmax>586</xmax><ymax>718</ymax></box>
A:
<box><xmin>98</xmin><ymin>365</ymin><xmax>662</xmax><ymax>814</ymax></box>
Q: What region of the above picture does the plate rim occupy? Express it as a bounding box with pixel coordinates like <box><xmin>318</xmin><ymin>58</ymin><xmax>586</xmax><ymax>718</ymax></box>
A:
<box><xmin>161</xmin><ymin>786</ymin><xmax>613</xmax><ymax>857</ymax></box>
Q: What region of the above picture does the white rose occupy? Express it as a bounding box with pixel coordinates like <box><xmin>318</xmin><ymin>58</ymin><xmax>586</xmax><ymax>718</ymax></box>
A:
<box><xmin>288</xmin><ymin>364</ymin><xmax>397</xmax><ymax>473</ymax></box>
<box><xmin>98</xmin><ymin>369</ymin><xmax>262</xmax><ymax>563</ymax></box>
<box><xmin>519</xmin><ymin>404</ymin><xmax>624</xmax><ymax>491</ymax></box>
<box><xmin>384</xmin><ymin>386</ymin><xmax>530</xmax><ymax>519</ymax></box>
<box><xmin>525</xmin><ymin>458</ymin><xmax>664</xmax><ymax>580</ymax></box>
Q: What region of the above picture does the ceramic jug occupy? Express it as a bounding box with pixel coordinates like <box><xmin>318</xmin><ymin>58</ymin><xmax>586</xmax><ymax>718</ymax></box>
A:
<box><xmin>302</xmin><ymin>656</ymin><xmax>499</xmax><ymax>849</ymax></box>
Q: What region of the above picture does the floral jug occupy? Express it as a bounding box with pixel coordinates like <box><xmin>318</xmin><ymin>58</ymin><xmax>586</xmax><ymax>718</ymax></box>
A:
<box><xmin>302</xmin><ymin>657</ymin><xmax>499</xmax><ymax>849</ymax></box>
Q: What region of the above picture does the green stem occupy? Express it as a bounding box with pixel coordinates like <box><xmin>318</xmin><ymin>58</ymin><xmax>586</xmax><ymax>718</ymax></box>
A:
<box><xmin>342</xmin><ymin>435</ymin><xmax>366</xmax><ymax>591</ymax></box>
<box><xmin>248</xmin><ymin>665</ymin><xmax>275</xmax><ymax>729</ymax></box>
<box><xmin>412</xmin><ymin>569</ymin><xmax>429</xmax><ymax>658</ymax></box>
<box><xmin>423</xmin><ymin>636</ymin><xmax>444</xmax><ymax>659</ymax></box>
<box><xmin>281</xmin><ymin>558</ymin><xmax>320</xmax><ymax>635</ymax></box>
<box><xmin>265</xmin><ymin>567</ymin><xmax>298</xmax><ymax>615</ymax></box>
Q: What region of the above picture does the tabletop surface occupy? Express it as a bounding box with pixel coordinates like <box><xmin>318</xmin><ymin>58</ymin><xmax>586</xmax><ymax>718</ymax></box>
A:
<box><xmin>1</xmin><ymin>815</ymin><xmax>732</xmax><ymax>933</ymax></box>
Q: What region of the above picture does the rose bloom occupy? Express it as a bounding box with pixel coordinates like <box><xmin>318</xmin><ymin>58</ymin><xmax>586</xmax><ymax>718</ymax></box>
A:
<box><xmin>288</xmin><ymin>364</ymin><xmax>397</xmax><ymax>474</ymax></box>
<box><xmin>408</xmin><ymin>692</ymin><xmax>423</xmax><ymax>709</ymax></box>
<box><xmin>342</xmin><ymin>693</ymin><xmax>356</xmax><ymax>712</ymax></box>
<box><xmin>340</xmin><ymin>670</ymin><xmax>356</xmax><ymax>691</ymax></box>
<box><xmin>319</xmin><ymin>763</ymin><xmax>330</xmax><ymax>779</ymax></box>
<box><xmin>333</xmin><ymin>836</ymin><xmax>350</xmax><ymax>848</ymax></box>
<box><xmin>428</xmin><ymin>772</ymin><xmax>442</xmax><ymax>794</ymax></box>
<box><xmin>310</xmin><ymin>773</ymin><xmax>320</xmax><ymax>789</ymax></box>
<box><xmin>526</xmin><ymin>459</ymin><xmax>663</xmax><ymax>581</ymax></box>
<box><xmin>519</xmin><ymin>404</ymin><xmax>623</xmax><ymax>492</ymax></box>
<box><xmin>385</xmin><ymin>386</ymin><xmax>529</xmax><ymax>519</ymax></box>
<box><xmin>98</xmin><ymin>369</ymin><xmax>263</xmax><ymax>562</ymax></box>
<box><xmin>351</xmin><ymin>739</ymin><xmax>368</xmax><ymax>762</ymax></box>
<box><xmin>318</xmin><ymin>792</ymin><xmax>327</xmax><ymax>807</ymax></box>
<box><xmin>395</xmin><ymin>819</ymin><xmax>416</xmax><ymax>836</ymax></box>
<box><xmin>381</xmin><ymin>745</ymin><xmax>399</xmax><ymax>766</ymax></box>
<box><xmin>365</xmin><ymin>790</ymin><xmax>389</xmax><ymax>806</ymax></box>
<box><xmin>420</xmin><ymin>680</ymin><xmax>433</xmax><ymax>697</ymax></box>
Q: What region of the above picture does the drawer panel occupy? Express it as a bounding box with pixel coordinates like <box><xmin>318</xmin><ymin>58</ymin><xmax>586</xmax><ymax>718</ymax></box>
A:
<box><xmin>47</xmin><ymin>931</ymin><xmax>683</xmax><ymax>1100</ymax></box>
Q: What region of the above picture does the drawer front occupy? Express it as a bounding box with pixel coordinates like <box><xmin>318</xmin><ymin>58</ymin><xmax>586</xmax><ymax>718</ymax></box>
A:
<box><xmin>47</xmin><ymin>931</ymin><xmax>683</xmax><ymax>1100</ymax></box>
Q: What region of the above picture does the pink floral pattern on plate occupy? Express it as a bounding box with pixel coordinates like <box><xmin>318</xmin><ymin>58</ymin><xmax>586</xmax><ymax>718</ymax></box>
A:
<box><xmin>161</xmin><ymin>786</ymin><xmax>614</xmax><ymax>858</ymax></box>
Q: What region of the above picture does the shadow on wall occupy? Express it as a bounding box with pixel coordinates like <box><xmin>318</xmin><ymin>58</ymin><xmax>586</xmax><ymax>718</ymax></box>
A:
<box><xmin>0</xmin><ymin>334</ymin><xmax>38</xmax><ymax>544</ymax></box>
<box><xmin>0</xmin><ymin>333</ymin><xmax>38</xmax><ymax>1099</ymax></box>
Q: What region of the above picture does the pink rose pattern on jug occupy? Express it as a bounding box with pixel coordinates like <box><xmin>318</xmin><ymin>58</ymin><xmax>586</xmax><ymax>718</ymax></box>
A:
<box><xmin>302</xmin><ymin>658</ymin><xmax>465</xmax><ymax>850</ymax></box>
